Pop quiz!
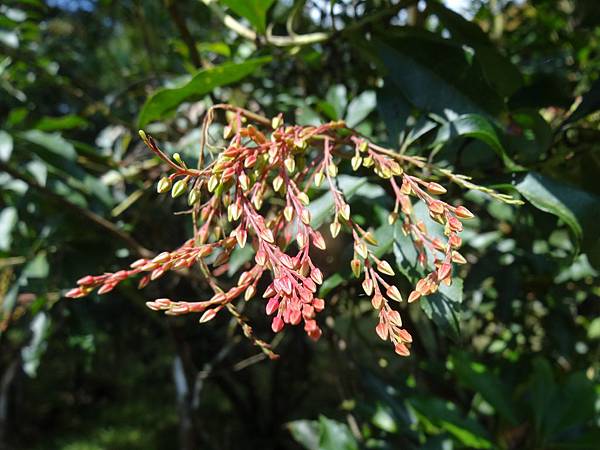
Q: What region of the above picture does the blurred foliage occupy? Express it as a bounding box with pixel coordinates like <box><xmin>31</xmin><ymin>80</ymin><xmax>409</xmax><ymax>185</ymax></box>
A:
<box><xmin>0</xmin><ymin>0</ymin><xmax>599</xmax><ymax>449</ymax></box>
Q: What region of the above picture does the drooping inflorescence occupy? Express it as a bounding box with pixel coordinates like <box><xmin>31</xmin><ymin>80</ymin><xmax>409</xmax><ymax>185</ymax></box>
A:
<box><xmin>66</xmin><ymin>104</ymin><xmax>520</xmax><ymax>358</ymax></box>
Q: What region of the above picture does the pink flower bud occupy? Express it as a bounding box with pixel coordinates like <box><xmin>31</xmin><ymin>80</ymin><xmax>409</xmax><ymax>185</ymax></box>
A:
<box><xmin>308</xmin><ymin>328</ymin><xmax>322</xmax><ymax>341</ymax></box>
<box><xmin>255</xmin><ymin>249</ymin><xmax>267</xmax><ymax>266</ymax></box>
<box><xmin>271</xmin><ymin>316</ymin><xmax>285</xmax><ymax>333</ymax></box>
<box><xmin>266</xmin><ymin>297</ymin><xmax>280</xmax><ymax>315</ymax></box>
<box><xmin>375</xmin><ymin>322</ymin><xmax>388</xmax><ymax>341</ymax></box>
<box><xmin>362</xmin><ymin>278</ymin><xmax>374</xmax><ymax>296</ymax></box>
<box><xmin>397</xmin><ymin>328</ymin><xmax>413</xmax><ymax>343</ymax></box>
<box><xmin>304</xmin><ymin>319</ymin><xmax>318</xmax><ymax>332</ymax></box>
<box><xmin>386</xmin><ymin>286</ymin><xmax>403</xmax><ymax>302</ymax></box>
<box><xmin>408</xmin><ymin>290</ymin><xmax>421</xmax><ymax>303</ymax></box>
<box><xmin>312</xmin><ymin>232</ymin><xmax>326</xmax><ymax>250</ymax></box>
<box><xmin>138</xmin><ymin>275</ymin><xmax>150</xmax><ymax>289</ymax></box>
<box><xmin>65</xmin><ymin>287</ymin><xmax>84</xmax><ymax>298</ymax></box>
<box><xmin>199</xmin><ymin>308</ymin><xmax>218</xmax><ymax>323</ymax></box>
<box><xmin>394</xmin><ymin>342</ymin><xmax>410</xmax><ymax>356</ymax></box>
<box><xmin>97</xmin><ymin>283</ymin><xmax>115</xmax><ymax>295</ymax></box>
<box><xmin>455</xmin><ymin>205</ymin><xmax>474</xmax><ymax>219</ymax></box>
<box><xmin>310</xmin><ymin>268</ymin><xmax>323</xmax><ymax>285</ymax></box>
<box><xmin>290</xmin><ymin>309</ymin><xmax>302</xmax><ymax>325</ymax></box>
<box><xmin>371</xmin><ymin>294</ymin><xmax>383</xmax><ymax>310</ymax></box>
<box><xmin>437</xmin><ymin>263</ymin><xmax>452</xmax><ymax>281</ymax></box>
<box><xmin>312</xmin><ymin>298</ymin><xmax>325</xmax><ymax>311</ymax></box>
<box><xmin>448</xmin><ymin>216</ymin><xmax>463</xmax><ymax>232</ymax></box>
<box><xmin>76</xmin><ymin>275</ymin><xmax>95</xmax><ymax>286</ymax></box>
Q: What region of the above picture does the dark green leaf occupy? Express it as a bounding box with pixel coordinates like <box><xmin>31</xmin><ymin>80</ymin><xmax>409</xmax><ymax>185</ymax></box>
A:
<box><xmin>377</xmin><ymin>82</ymin><xmax>412</xmax><ymax>146</ymax></box>
<box><xmin>408</xmin><ymin>395</ymin><xmax>493</xmax><ymax>448</ymax></box>
<box><xmin>35</xmin><ymin>114</ymin><xmax>88</xmax><ymax>131</ymax></box>
<box><xmin>138</xmin><ymin>58</ymin><xmax>271</xmax><ymax>127</ymax></box>
<box><xmin>450</xmin><ymin>352</ymin><xmax>519</xmax><ymax>425</ymax></box>
<box><xmin>428</xmin><ymin>2</ymin><xmax>522</xmax><ymax>97</ymax></box>
<box><xmin>516</xmin><ymin>172</ymin><xmax>600</xmax><ymax>264</ymax></box>
<box><xmin>433</xmin><ymin>114</ymin><xmax>521</xmax><ymax>170</ymax></box>
<box><xmin>374</xmin><ymin>29</ymin><xmax>504</xmax><ymax>117</ymax></box>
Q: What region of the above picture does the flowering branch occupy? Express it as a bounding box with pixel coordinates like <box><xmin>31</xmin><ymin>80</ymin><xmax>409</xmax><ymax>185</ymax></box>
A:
<box><xmin>65</xmin><ymin>104</ymin><xmax>521</xmax><ymax>357</ymax></box>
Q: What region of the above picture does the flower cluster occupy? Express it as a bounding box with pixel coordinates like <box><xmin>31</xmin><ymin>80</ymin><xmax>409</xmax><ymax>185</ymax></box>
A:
<box><xmin>66</xmin><ymin>104</ymin><xmax>518</xmax><ymax>358</ymax></box>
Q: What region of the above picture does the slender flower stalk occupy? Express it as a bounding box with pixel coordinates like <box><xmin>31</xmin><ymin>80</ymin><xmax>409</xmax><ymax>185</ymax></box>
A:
<box><xmin>66</xmin><ymin>104</ymin><xmax>520</xmax><ymax>358</ymax></box>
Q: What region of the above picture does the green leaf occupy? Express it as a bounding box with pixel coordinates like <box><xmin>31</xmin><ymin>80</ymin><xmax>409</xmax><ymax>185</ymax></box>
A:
<box><xmin>288</xmin><ymin>420</ymin><xmax>319</xmax><ymax>450</ymax></box>
<box><xmin>433</xmin><ymin>114</ymin><xmax>522</xmax><ymax>170</ymax></box>
<box><xmin>318</xmin><ymin>416</ymin><xmax>358</xmax><ymax>450</ymax></box>
<box><xmin>19</xmin><ymin>130</ymin><xmax>77</xmax><ymax>160</ymax></box>
<box><xmin>0</xmin><ymin>207</ymin><xmax>18</xmax><ymax>251</ymax></box>
<box><xmin>288</xmin><ymin>417</ymin><xmax>358</xmax><ymax>450</ymax></box>
<box><xmin>528</xmin><ymin>358</ymin><xmax>559</xmax><ymax>439</ymax></box>
<box><xmin>504</xmin><ymin>109</ymin><xmax>553</xmax><ymax>164</ymax></box>
<box><xmin>34</xmin><ymin>114</ymin><xmax>88</xmax><ymax>131</ymax></box>
<box><xmin>420</xmin><ymin>279</ymin><xmax>463</xmax><ymax>339</ymax></box>
<box><xmin>408</xmin><ymin>395</ymin><xmax>493</xmax><ymax>448</ymax></box>
<box><xmin>197</xmin><ymin>42</ymin><xmax>231</xmax><ymax>57</ymax></box>
<box><xmin>138</xmin><ymin>57</ymin><xmax>271</xmax><ymax>127</ymax></box>
<box><xmin>0</xmin><ymin>130</ymin><xmax>13</xmax><ymax>161</ymax></box>
<box><xmin>374</xmin><ymin>29</ymin><xmax>504</xmax><ymax>117</ymax></box>
<box><xmin>372</xmin><ymin>403</ymin><xmax>398</xmax><ymax>433</ymax></box>
<box><xmin>427</xmin><ymin>2</ymin><xmax>522</xmax><ymax>97</ymax></box>
<box><xmin>516</xmin><ymin>172</ymin><xmax>600</xmax><ymax>264</ymax></box>
<box><xmin>21</xmin><ymin>311</ymin><xmax>51</xmax><ymax>377</ymax></box>
<box><xmin>588</xmin><ymin>317</ymin><xmax>600</xmax><ymax>339</ymax></box>
<box><xmin>450</xmin><ymin>352</ymin><xmax>519</xmax><ymax>425</ymax></box>
<box><xmin>345</xmin><ymin>91</ymin><xmax>376</xmax><ymax>128</ymax></box>
<box><xmin>221</xmin><ymin>0</ymin><xmax>275</xmax><ymax>34</ymax></box>
<box><xmin>318</xmin><ymin>273</ymin><xmax>344</xmax><ymax>298</ymax></box>
<box><xmin>325</xmin><ymin>84</ymin><xmax>347</xmax><ymax>119</ymax></box>
<box><xmin>377</xmin><ymin>82</ymin><xmax>412</xmax><ymax>146</ymax></box>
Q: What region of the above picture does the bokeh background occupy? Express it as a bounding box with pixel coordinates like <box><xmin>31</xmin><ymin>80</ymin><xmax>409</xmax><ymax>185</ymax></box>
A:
<box><xmin>1</xmin><ymin>1</ymin><xmax>599</xmax><ymax>449</ymax></box>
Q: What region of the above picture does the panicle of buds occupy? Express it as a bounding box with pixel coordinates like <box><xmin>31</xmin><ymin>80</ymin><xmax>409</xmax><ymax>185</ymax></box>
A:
<box><xmin>65</xmin><ymin>104</ymin><xmax>515</xmax><ymax>359</ymax></box>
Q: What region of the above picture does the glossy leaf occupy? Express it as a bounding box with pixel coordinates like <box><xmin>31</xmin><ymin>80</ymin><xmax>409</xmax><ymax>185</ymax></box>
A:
<box><xmin>516</xmin><ymin>172</ymin><xmax>600</xmax><ymax>265</ymax></box>
<box><xmin>374</xmin><ymin>29</ymin><xmax>504</xmax><ymax>117</ymax></box>
<box><xmin>221</xmin><ymin>0</ymin><xmax>275</xmax><ymax>34</ymax></box>
<box><xmin>138</xmin><ymin>58</ymin><xmax>271</xmax><ymax>127</ymax></box>
<box><xmin>433</xmin><ymin>114</ymin><xmax>521</xmax><ymax>170</ymax></box>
